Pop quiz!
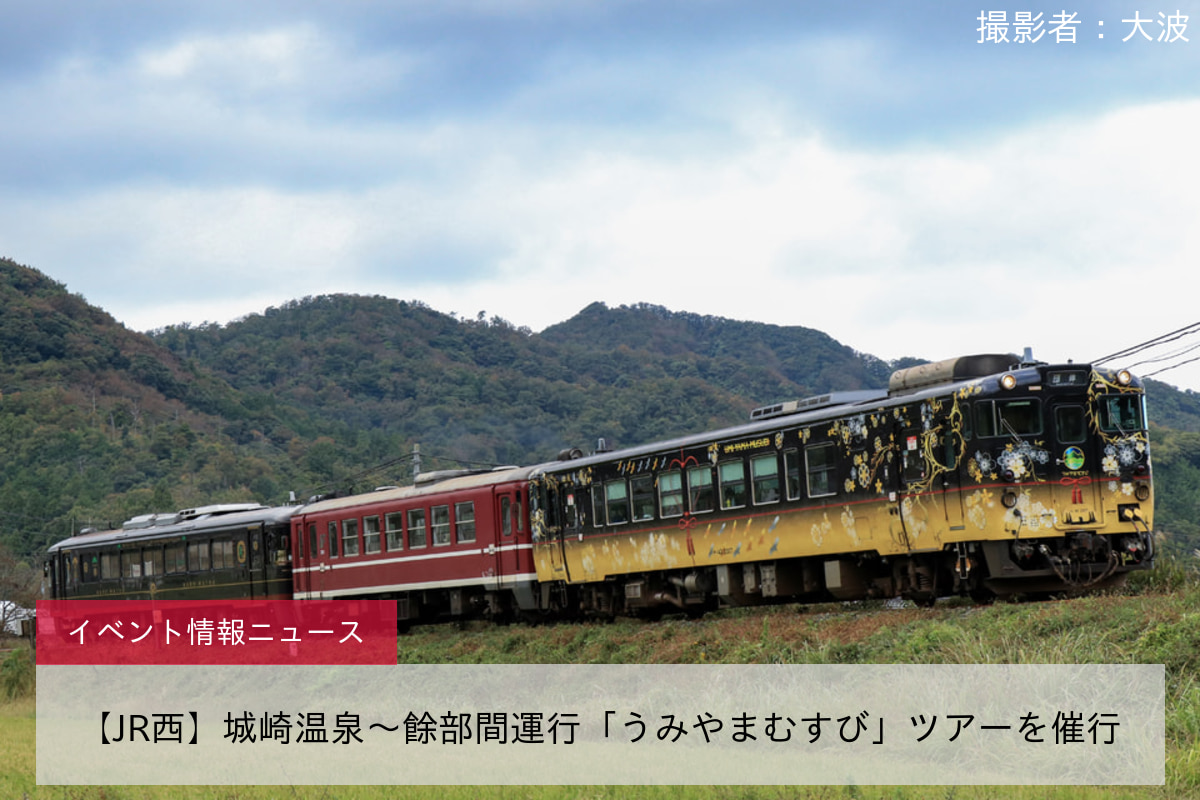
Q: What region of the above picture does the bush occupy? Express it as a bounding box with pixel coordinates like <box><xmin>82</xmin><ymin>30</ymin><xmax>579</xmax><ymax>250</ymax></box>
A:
<box><xmin>0</xmin><ymin>647</ymin><xmax>33</xmax><ymax>700</ymax></box>
<box><xmin>1126</xmin><ymin>553</ymin><xmax>1200</xmax><ymax>595</ymax></box>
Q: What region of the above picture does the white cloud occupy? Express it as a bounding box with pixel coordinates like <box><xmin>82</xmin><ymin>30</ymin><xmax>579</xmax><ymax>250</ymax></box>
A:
<box><xmin>4</xmin><ymin>93</ymin><xmax>1198</xmax><ymax>387</ymax></box>
<box><xmin>405</xmin><ymin>98</ymin><xmax>1200</xmax><ymax>382</ymax></box>
<box><xmin>137</xmin><ymin>27</ymin><xmax>316</xmax><ymax>83</ymax></box>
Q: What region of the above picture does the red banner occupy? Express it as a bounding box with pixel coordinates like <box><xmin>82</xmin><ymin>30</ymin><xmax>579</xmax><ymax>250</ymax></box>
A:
<box><xmin>36</xmin><ymin>600</ymin><xmax>397</xmax><ymax>665</ymax></box>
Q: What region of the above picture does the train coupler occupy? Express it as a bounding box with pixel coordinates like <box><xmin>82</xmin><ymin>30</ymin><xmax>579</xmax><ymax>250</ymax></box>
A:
<box><xmin>954</xmin><ymin>543</ymin><xmax>972</xmax><ymax>581</ymax></box>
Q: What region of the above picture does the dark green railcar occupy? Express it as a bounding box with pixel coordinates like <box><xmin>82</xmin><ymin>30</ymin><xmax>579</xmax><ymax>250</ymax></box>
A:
<box><xmin>45</xmin><ymin>504</ymin><xmax>295</xmax><ymax>601</ymax></box>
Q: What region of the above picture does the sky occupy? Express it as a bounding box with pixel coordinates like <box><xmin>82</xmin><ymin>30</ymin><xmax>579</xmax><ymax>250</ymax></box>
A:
<box><xmin>4</xmin><ymin>1</ymin><xmax>1200</xmax><ymax>392</ymax></box>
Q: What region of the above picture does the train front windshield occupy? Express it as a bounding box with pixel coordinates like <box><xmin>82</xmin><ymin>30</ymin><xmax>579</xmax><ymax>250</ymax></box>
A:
<box><xmin>1098</xmin><ymin>395</ymin><xmax>1146</xmax><ymax>433</ymax></box>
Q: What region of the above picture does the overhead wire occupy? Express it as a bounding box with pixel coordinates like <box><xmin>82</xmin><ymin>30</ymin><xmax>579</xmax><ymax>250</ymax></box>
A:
<box><xmin>1093</xmin><ymin>321</ymin><xmax>1200</xmax><ymax>366</ymax></box>
<box><xmin>1093</xmin><ymin>321</ymin><xmax>1200</xmax><ymax>383</ymax></box>
<box><xmin>1124</xmin><ymin>339</ymin><xmax>1200</xmax><ymax>369</ymax></box>
<box><xmin>1143</xmin><ymin>354</ymin><xmax>1200</xmax><ymax>379</ymax></box>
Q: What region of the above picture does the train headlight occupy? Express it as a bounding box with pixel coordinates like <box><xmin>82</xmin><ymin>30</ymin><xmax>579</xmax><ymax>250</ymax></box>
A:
<box><xmin>1000</xmin><ymin>374</ymin><xmax>1017</xmax><ymax>390</ymax></box>
<box><xmin>1117</xmin><ymin>369</ymin><xmax>1132</xmax><ymax>386</ymax></box>
<box><xmin>1135</xmin><ymin>483</ymin><xmax>1151</xmax><ymax>501</ymax></box>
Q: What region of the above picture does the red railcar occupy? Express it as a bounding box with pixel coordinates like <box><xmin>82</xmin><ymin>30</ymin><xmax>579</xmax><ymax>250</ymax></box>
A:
<box><xmin>290</xmin><ymin>466</ymin><xmax>540</xmax><ymax>622</ymax></box>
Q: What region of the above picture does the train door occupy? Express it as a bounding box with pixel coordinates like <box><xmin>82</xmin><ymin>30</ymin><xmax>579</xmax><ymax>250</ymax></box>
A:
<box><xmin>493</xmin><ymin>489</ymin><xmax>524</xmax><ymax>583</ymax></box>
<box><xmin>314</xmin><ymin>520</ymin><xmax>334</xmax><ymax>598</ymax></box>
<box><xmin>889</xmin><ymin>426</ymin><xmax>919</xmax><ymax>550</ymax></box>
<box><xmin>938</xmin><ymin>428</ymin><xmax>966</xmax><ymax>531</ymax></box>
<box><xmin>246</xmin><ymin>524</ymin><xmax>265</xmax><ymax>598</ymax></box>
<box><xmin>295</xmin><ymin>518</ymin><xmax>331</xmax><ymax>598</ymax></box>
<box><xmin>292</xmin><ymin>521</ymin><xmax>310</xmax><ymax>597</ymax></box>
<box><xmin>47</xmin><ymin>554</ymin><xmax>60</xmax><ymax>599</ymax></box>
<box><xmin>1049</xmin><ymin>401</ymin><xmax>1101</xmax><ymax>524</ymax></box>
<box><xmin>533</xmin><ymin>480</ymin><xmax>568</xmax><ymax>577</ymax></box>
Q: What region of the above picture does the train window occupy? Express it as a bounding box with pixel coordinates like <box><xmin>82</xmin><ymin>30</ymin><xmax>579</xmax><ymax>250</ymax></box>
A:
<box><xmin>328</xmin><ymin>521</ymin><xmax>340</xmax><ymax>558</ymax></box>
<box><xmin>343</xmin><ymin>518</ymin><xmax>361</xmax><ymax>557</ymax></box>
<box><xmin>591</xmin><ymin>486</ymin><xmax>605</xmax><ymax>528</ymax></box>
<box><xmin>100</xmin><ymin>552</ymin><xmax>117</xmax><ymax>580</ymax></box>
<box><xmin>998</xmin><ymin>399</ymin><xmax>1042</xmax><ymax>436</ymax></box>
<box><xmin>719</xmin><ymin>461</ymin><xmax>747</xmax><ymax>509</ymax></box>
<box><xmin>188</xmin><ymin>542</ymin><xmax>210</xmax><ymax>571</ymax></box>
<box><xmin>500</xmin><ymin>497</ymin><xmax>513</xmax><ymax>536</ymax></box>
<box><xmin>215</xmin><ymin>540</ymin><xmax>236</xmax><ymax>569</ymax></box>
<box><xmin>605</xmin><ymin>480</ymin><xmax>630</xmax><ymax>525</ymax></box>
<box><xmin>432</xmin><ymin>506</ymin><xmax>451</xmax><ymax>545</ymax></box>
<box><xmin>385</xmin><ymin>512</ymin><xmax>404</xmax><ymax>550</ymax></box>
<box><xmin>166</xmin><ymin>543</ymin><xmax>184</xmax><ymax>574</ymax></box>
<box><xmin>408</xmin><ymin>509</ymin><xmax>427</xmax><ymax>548</ymax></box>
<box><xmin>751</xmin><ymin>454</ymin><xmax>780</xmax><ymax>504</ymax></box>
<box><xmin>146</xmin><ymin>548</ymin><xmax>163</xmax><ymax>577</ymax></box>
<box><xmin>631</xmin><ymin>476</ymin><xmax>655</xmax><ymax>521</ymax></box>
<box><xmin>211</xmin><ymin>541</ymin><xmax>226</xmax><ymax>570</ymax></box>
<box><xmin>962</xmin><ymin>405</ymin><xmax>973</xmax><ymax>441</ymax></box>
<box><xmin>308</xmin><ymin>524</ymin><xmax>318</xmax><ymax>557</ymax></box>
<box><xmin>564</xmin><ymin>492</ymin><xmax>581</xmax><ymax>530</ymax></box>
<box><xmin>1055</xmin><ymin>406</ymin><xmax>1087</xmax><ymax>444</ymax></box>
<box><xmin>513</xmin><ymin>496</ymin><xmax>524</xmax><ymax>535</ymax></box>
<box><xmin>364</xmin><ymin>516</ymin><xmax>381</xmax><ymax>554</ymax></box>
<box><xmin>784</xmin><ymin>449</ymin><xmax>803</xmax><ymax>500</ymax></box>
<box><xmin>122</xmin><ymin>550</ymin><xmax>139</xmax><ymax>578</ymax></box>
<box><xmin>455</xmin><ymin>502</ymin><xmax>476</xmax><ymax>543</ymax></box>
<box><xmin>806</xmin><ymin>443</ymin><xmax>838</xmax><ymax>498</ymax></box>
<box><xmin>659</xmin><ymin>470</ymin><xmax>684</xmax><ymax>518</ymax></box>
<box><xmin>1098</xmin><ymin>395</ymin><xmax>1145</xmax><ymax>433</ymax></box>
<box><xmin>902</xmin><ymin>442</ymin><xmax>925</xmax><ymax>483</ymax></box>
<box><xmin>546</xmin><ymin>485</ymin><xmax>562</xmax><ymax>530</ymax></box>
<box><xmin>688</xmin><ymin>466</ymin><xmax>715</xmax><ymax>513</ymax></box>
<box><xmin>974</xmin><ymin>401</ymin><xmax>997</xmax><ymax>438</ymax></box>
<box><xmin>940</xmin><ymin>435</ymin><xmax>956</xmax><ymax>471</ymax></box>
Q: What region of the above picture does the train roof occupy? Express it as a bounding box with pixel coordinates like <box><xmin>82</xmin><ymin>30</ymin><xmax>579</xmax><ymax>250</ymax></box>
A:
<box><xmin>296</xmin><ymin>464</ymin><xmax>547</xmax><ymax>517</ymax></box>
<box><xmin>46</xmin><ymin>504</ymin><xmax>299</xmax><ymax>554</ymax></box>
<box><xmin>533</xmin><ymin>357</ymin><xmax>1136</xmax><ymax>477</ymax></box>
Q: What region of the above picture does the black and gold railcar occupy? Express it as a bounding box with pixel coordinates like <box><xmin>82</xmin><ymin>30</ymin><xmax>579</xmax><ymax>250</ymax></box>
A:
<box><xmin>45</xmin><ymin>504</ymin><xmax>295</xmax><ymax>601</ymax></box>
<box><xmin>528</xmin><ymin>354</ymin><xmax>1155</xmax><ymax>614</ymax></box>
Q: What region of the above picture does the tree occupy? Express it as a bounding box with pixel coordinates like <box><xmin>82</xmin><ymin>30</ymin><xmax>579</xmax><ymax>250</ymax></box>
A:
<box><xmin>0</xmin><ymin>544</ymin><xmax>38</xmax><ymax>635</ymax></box>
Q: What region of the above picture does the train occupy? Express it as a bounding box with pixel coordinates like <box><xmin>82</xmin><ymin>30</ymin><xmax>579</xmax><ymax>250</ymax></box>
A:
<box><xmin>44</xmin><ymin>353</ymin><xmax>1156</xmax><ymax>621</ymax></box>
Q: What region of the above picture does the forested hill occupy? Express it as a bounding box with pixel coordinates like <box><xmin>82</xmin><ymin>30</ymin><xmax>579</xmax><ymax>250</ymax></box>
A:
<box><xmin>4</xmin><ymin>257</ymin><xmax>1200</xmax><ymax>563</ymax></box>
<box><xmin>152</xmin><ymin>295</ymin><xmax>915</xmax><ymax>452</ymax></box>
<box><xmin>1</xmin><ymin>261</ymin><xmax>914</xmax><ymax>559</ymax></box>
<box><xmin>0</xmin><ymin>259</ymin><xmax>319</xmax><ymax>557</ymax></box>
<box><xmin>540</xmin><ymin>301</ymin><xmax>922</xmax><ymax>390</ymax></box>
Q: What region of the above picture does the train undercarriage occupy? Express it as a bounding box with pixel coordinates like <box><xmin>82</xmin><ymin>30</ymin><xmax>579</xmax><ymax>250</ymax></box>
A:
<box><xmin>382</xmin><ymin>525</ymin><xmax>1154</xmax><ymax>627</ymax></box>
<box><xmin>536</xmin><ymin>529</ymin><xmax>1157</xmax><ymax>619</ymax></box>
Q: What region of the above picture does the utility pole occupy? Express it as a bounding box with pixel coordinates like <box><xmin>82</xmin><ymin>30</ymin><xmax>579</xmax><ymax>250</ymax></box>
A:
<box><xmin>412</xmin><ymin>443</ymin><xmax>421</xmax><ymax>482</ymax></box>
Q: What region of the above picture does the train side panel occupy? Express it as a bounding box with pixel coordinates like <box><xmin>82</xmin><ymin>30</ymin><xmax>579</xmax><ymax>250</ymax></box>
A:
<box><xmin>45</xmin><ymin>506</ymin><xmax>294</xmax><ymax>602</ymax></box>
<box><xmin>530</xmin><ymin>360</ymin><xmax>1155</xmax><ymax>612</ymax></box>
<box><xmin>291</xmin><ymin>470</ymin><xmax>538</xmax><ymax>620</ymax></box>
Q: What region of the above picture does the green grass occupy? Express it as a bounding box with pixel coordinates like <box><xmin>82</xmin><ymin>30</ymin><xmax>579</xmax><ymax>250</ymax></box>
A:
<box><xmin>7</xmin><ymin>572</ymin><xmax>1200</xmax><ymax>799</ymax></box>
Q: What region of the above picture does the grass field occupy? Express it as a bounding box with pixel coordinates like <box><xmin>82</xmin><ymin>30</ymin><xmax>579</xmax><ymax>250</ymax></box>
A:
<box><xmin>6</xmin><ymin>565</ymin><xmax>1199</xmax><ymax>800</ymax></box>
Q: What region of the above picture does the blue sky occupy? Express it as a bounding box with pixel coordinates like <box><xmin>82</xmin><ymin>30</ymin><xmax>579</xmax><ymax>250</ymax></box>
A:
<box><xmin>4</xmin><ymin>2</ymin><xmax>1200</xmax><ymax>390</ymax></box>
